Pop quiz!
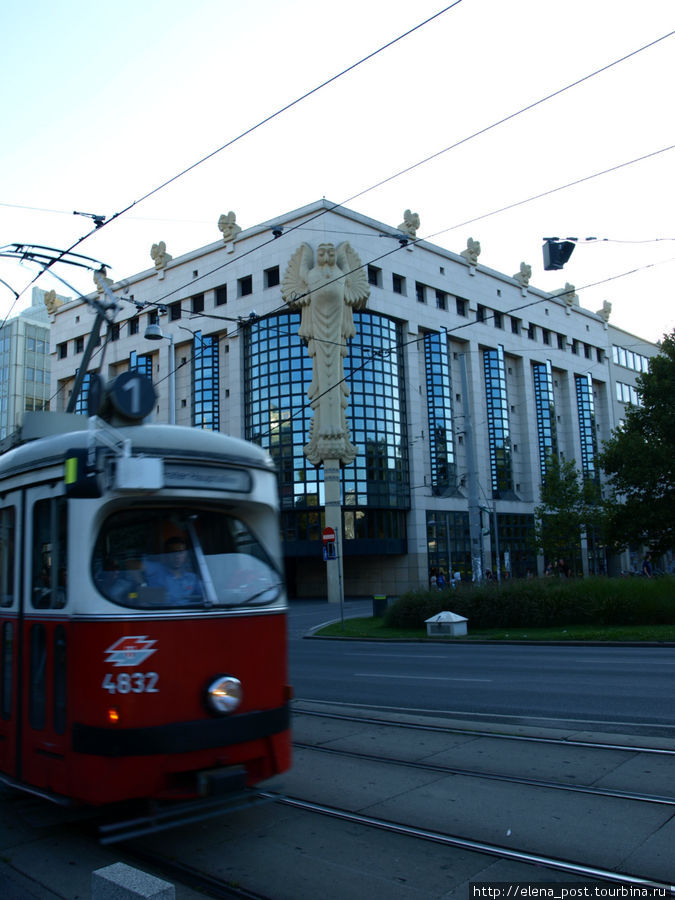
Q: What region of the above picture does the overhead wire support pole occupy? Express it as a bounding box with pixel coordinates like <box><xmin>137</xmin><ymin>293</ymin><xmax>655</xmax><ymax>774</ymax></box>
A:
<box><xmin>59</xmin><ymin>271</ymin><xmax>120</xmax><ymax>415</ymax></box>
<box><xmin>0</xmin><ymin>244</ymin><xmax>117</xmax><ymax>415</ymax></box>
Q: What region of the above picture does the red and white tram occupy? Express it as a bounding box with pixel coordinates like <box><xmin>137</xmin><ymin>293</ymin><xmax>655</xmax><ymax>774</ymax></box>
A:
<box><xmin>0</xmin><ymin>377</ymin><xmax>291</xmax><ymax>821</ymax></box>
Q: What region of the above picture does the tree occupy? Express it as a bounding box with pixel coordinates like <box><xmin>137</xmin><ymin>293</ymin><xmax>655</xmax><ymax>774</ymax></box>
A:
<box><xmin>535</xmin><ymin>456</ymin><xmax>582</xmax><ymax>570</ymax></box>
<box><xmin>599</xmin><ymin>330</ymin><xmax>675</xmax><ymax>555</ymax></box>
<box><xmin>534</xmin><ymin>456</ymin><xmax>608</xmax><ymax>573</ymax></box>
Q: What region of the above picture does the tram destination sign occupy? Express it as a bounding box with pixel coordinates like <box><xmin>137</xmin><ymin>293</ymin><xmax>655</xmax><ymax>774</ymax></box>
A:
<box><xmin>163</xmin><ymin>462</ymin><xmax>252</xmax><ymax>493</ymax></box>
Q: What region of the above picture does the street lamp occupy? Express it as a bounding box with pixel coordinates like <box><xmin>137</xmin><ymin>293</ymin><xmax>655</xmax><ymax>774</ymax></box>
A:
<box><xmin>144</xmin><ymin>324</ymin><xmax>175</xmax><ymax>425</ymax></box>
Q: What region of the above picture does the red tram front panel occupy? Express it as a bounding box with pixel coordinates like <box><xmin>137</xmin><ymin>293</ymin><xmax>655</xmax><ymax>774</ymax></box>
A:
<box><xmin>15</xmin><ymin>611</ymin><xmax>290</xmax><ymax>806</ymax></box>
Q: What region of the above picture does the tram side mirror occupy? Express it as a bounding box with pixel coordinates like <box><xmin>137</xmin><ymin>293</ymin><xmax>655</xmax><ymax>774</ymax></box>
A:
<box><xmin>64</xmin><ymin>448</ymin><xmax>103</xmax><ymax>498</ymax></box>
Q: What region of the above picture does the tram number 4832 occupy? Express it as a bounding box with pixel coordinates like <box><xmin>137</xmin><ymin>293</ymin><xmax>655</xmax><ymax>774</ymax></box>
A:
<box><xmin>102</xmin><ymin>672</ymin><xmax>160</xmax><ymax>694</ymax></box>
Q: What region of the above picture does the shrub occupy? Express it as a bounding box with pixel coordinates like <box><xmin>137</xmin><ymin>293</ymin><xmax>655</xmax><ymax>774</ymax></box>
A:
<box><xmin>384</xmin><ymin>576</ymin><xmax>675</xmax><ymax>631</ymax></box>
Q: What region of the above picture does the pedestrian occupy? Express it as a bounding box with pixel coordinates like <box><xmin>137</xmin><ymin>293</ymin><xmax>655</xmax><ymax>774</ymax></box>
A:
<box><xmin>437</xmin><ymin>570</ymin><xmax>446</xmax><ymax>589</ymax></box>
<box><xmin>453</xmin><ymin>569</ymin><xmax>461</xmax><ymax>588</ymax></box>
<box><xmin>429</xmin><ymin>569</ymin><xmax>438</xmax><ymax>590</ymax></box>
<box><xmin>642</xmin><ymin>552</ymin><xmax>653</xmax><ymax>578</ymax></box>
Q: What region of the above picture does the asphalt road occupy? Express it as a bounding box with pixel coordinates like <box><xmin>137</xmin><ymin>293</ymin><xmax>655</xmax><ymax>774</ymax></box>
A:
<box><xmin>288</xmin><ymin>601</ymin><xmax>675</xmax><ymax>737</ymax></box>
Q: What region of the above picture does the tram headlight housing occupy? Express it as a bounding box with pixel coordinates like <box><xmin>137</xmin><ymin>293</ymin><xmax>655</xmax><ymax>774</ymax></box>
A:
<box><xmin>206</xmin><ymin>675</ymin><xmax>243</xmax><ymax>715</ymax></box>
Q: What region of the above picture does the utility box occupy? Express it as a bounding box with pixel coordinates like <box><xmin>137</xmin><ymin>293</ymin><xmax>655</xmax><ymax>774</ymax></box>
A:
<box><xmin>425</xmin><ymin>611</ymin><xmax>468</xmax><ymax>637</ymax></box>
<box><xmin>373</xmin><ymin>595</ymin><xmax>388</xmax><ymax>617</ymax></box>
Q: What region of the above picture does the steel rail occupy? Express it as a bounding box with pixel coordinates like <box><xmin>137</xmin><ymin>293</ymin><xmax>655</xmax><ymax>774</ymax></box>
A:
<box><xmin>292</xmin><ymin>706</ymin><xmax>675</xmax><ymax>755</ymax></box>
<box><xmin>261</xmin><ymin>791</ymin><xmax>674</xmax><ymax>893</ymax></box>
<box><xmin>292</xmin><ymin>741</ymin><xmax>675</xmax><ymax>806</ymax></box>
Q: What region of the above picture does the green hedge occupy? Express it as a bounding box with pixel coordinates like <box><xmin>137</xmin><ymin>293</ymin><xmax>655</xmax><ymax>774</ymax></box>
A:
<box><xmin>384</xmin><ymin>577</ymin><xmax>675</xmax><ymax>630</ymax></box>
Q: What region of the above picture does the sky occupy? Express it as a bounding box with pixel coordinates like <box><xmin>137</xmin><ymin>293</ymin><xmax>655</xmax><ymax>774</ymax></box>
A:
<box><xmin>2</xmin><ymin>0</ymin><xmax>674</xmax><ymax>346</ymax></box>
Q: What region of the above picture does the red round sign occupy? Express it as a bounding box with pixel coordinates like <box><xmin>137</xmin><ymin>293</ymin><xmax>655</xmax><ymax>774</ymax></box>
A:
<box><xmin>322</xmin><ymin>527</ymin><xmax>336</xmax><ymax>544</ymax></box>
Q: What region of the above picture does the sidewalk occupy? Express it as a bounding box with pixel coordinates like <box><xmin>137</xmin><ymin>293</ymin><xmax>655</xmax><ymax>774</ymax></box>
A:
<box><xmin>287</xmin><ymin>597</ymin><xmax>374</xmax><ymax>638</ymax></box>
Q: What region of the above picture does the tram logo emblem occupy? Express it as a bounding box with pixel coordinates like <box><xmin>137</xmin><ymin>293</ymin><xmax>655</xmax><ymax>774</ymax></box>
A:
<box><xmin>104</xmin><ymin>636</ymin><xmax>157</xmax><ymax>667</ymax></box>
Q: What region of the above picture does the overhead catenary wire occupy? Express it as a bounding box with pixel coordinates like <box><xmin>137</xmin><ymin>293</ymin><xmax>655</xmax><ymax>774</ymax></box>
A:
<box><xmin>55</xmin><ymin>138</ymin><xmax>675</xmax><ymax>335</ymax></box>
<box><xmin>0</xmin><ymin>2</ymin><xmax>463</xmax><ymax>325</ymax></box>
<box><xmin>31</xmin><ymin>27</ymin><xmax>675</xmax><ymax>409</ymax></box>
<box><xmin>145</xmin><ymin>263</ymin><xmax>664</xmax><ymax>446</ymax></box>
<box><xmin>45</xmin><ymin>154</ymin><xmax>675</xmax><ymax>414</ymax></box>
<box><xmin>4</xmin><ymin>22</ymin><xmax>674</xmax><ymax>329</ymax></box>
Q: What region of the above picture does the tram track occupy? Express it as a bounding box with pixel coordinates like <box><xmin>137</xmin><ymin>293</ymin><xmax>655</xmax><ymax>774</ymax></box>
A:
<box><xmin>291</xmin><ymin>704</ymin><xmax>675</xmax><ymax>755</ymax></box>
<box><xmin>120</xmin><ymin>787</ymin><xmax>675</xmax><ymax>899</ymax></box>
<box><xmin>259</xmin><ymin>791</ymin><xmax>674</xmax><ymax>892</ymax></box>
<box><xmin>54</xmin><ymin>702</ymin><xmax>672</xmax><ymax>899</ymax></box>
<box><xmin>282</xmin><ymin>702</ymin><xmax>675</xmax><ymax>889</ymax></box>
<box><xmin>291</xmin><ymin>740</ymin><xmax>675</xmax><ymax>806</ymax></box>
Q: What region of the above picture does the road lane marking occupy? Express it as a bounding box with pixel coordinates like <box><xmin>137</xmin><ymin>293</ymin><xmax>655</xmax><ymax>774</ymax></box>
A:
<box><xmin>354</xmin><ymin>673</ymin><xmax>492</xmax><ymax>682</ymax></box>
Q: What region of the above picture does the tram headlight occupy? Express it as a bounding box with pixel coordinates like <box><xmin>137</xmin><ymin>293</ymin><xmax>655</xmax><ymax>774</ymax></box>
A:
<box><xmin>206</xmin><ymin>675</ymin><xmax>243</xmax><ymax>715</ymax></box>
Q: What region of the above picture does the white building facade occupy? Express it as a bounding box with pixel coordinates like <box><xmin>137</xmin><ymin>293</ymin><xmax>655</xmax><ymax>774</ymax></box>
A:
<box><xmin>49</xmin><ymin>201</ymin><xmax>659</xmax><ymax>596</ymax></box>
<box><xmin>0</xmin><ymin>292</ymin><xmax>53</xmax><ymax>440</ymax></box>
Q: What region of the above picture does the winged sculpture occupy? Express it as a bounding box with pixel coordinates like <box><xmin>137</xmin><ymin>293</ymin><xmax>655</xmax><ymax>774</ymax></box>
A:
<box><xmin>281</xmin><ymin>242</ymin><xmax>370</xmax><ymax>465</ymax></box>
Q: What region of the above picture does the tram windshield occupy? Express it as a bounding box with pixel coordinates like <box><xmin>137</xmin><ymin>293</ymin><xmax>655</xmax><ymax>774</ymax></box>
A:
<box><xmin>93</xmin><ymin>508</ymin><xmax>283</xmax><ymax>610</ymax></box>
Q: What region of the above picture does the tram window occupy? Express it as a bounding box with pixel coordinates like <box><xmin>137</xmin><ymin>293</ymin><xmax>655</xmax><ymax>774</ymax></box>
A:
<box><xmin>93</xmin><ymin>507</ymin><xmax>283</xmax><ymax>610</ymax></box>
<box><xmin>1</xmin><ymin>622</ymin><xmax>13</xmax><ymax>720</ymax></box>
<box><xmin>29</xmin><ymin>624</ymin><xmax>47</xmax><ymax>730</ymax></box>
<box><xmin>53</xmin><ymin>626</ymin><xmax>67</xmax><ymax>735</ymax></box>
<box><xmin>0</xmin><ymin>507</ymin><xmax>15</xmax><ymax>607</ymax></box>
<box><xmin>32</xmin><ymin>498</ymin><xmax>67</xmax><ymax>610</ymax></box>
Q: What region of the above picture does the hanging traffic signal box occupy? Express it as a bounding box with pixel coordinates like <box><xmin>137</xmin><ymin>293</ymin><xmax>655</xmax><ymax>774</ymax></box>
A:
<box><xmin>543</xmin><ymin>239</ymin><xmax>575</xmax><ymax>270</ymax></box>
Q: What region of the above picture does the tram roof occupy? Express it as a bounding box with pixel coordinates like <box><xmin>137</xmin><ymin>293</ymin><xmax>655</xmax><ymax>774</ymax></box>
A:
<box><xmin>0</xmin><ymin>412</ymin><xmax>276</xmax><ymax>480</ymax></box>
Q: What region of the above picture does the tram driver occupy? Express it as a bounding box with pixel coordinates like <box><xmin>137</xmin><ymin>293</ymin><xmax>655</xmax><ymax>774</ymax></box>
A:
<box><xmin>143</xmin><ymin>535</ymin><xmax>203</xmax><ymax>604</ymax></box>
<box><xmin>100</xmin><ymin>536</ymin><xmax>203</xmax><ymax>606</ymax></box>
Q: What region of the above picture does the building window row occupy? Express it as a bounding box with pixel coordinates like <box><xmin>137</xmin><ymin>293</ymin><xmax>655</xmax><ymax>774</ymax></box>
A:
<box><xmin>532</xmin><ymin>360</ymin><xmax>558</xmax><ymax>479</ymax></box>
<box><xmin>575</xmin><ymin>373</ymin><xmax>598</xmax><ymax>480</ymax></box>
<box><xmin>483</xmin><ymin>345</ymin><xmax>514</xmax><ymax>498</ymax></box>
<box><xmin>26</xmin><ymin>337</ymin><xmax>48</xmax><ymax>354</ymax></box>
<box><xmin>193</xmin><ymin>331</ymin><xmax>220</xmax><ymax>431</ymax></box>
<box><xmin>424</xmin><ymin>331</ymin><xmax>456</xmax><ymax>494</ymax></box>
<box><xmin>615</xmin><ymin>381</ymin><xmax>641</xmax><ymax>406</ymax></box>
<box><xmin>612</xmin><ymin>344</ymin><xmax>649</xmax><ymax>372</ymax></box>
<box><xmin>24</xmin><ymin>367</ymin><xmax>50</xmax><ymax>385</ymax></box>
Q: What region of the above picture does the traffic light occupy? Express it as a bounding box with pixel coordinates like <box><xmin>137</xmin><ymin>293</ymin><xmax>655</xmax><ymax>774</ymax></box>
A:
<box><xmin>543</xmin><ymin>239</ymin><xmax>575</xmax><ymax>270</ymax></box>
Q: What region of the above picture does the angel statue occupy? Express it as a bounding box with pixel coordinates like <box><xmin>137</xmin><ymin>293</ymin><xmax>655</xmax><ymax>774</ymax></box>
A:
<box><xmin>281</xmin><ymin>242</ymin><xmax>370</xmax><ymax>466</ymax></box>
<box><xmin>218</xmin><ymin>211</ymin><xmax>242</xmax><ymax>243</ymax></box>
<box><xmin>460</xmin><ymin>237</ymin><xmax>481</xmax><ymax>266</ymax></box>
<box><xmin>43</xmin><ymin>289</ymin><xmax>63</xmax><ymax>315</ymax></box>
<box><xmin>150</xmin><ymin>241</ymin><xmax>172</xmax><ymax>270</ymax></box>
<box><xmin>398</xmin><ymin>209</ymin><xmax>420</xmax><ymax>239</ymax></box>
<box><xmin>513</xmin><ymin>262</ymin><xmax>532</xmax><ymax>288</ymax></box>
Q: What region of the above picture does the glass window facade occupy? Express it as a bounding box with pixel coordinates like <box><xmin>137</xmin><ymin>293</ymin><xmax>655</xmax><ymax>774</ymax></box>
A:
<box><xmin>345</xmin><ymin>312</ymin><xmax>409</xmax><ymax>514</ymax></box>
<box><xmin>492</xmin><ymin>513</ymin><xmax>536</xmax><ymax>578</ymax></box>
<box><xmin>129</xmin><ymin>351</ymin><xmax>153</xmax><ymax>380</ymax></box>
<box><xmin>483</xmin><ymin>346</ymin><xmax>513</xmax><ymax>497</ymax></box>
<box><xmin>244</xmin><ymin>312</ymin><xmax>317</xmax><ymax>513</ymax></box>
<box><xmin>73</xmin><ymin>372</ymin><xmax>91</xmax><ymax>415</ymax></box>
<box><xmin>424</xmin><ymin>331</ymin><xmax>456</xmax><ymax>495</ymax></box>
<box><xmin>616</xmin><ymin>381</ymin><xmax>641</xmax><ymax>405</ymax></box>
<box><xmin>426</xmin><ymin>510</ymin><xmax>470</xmax><ymax>581</ymax></box>
<box><xmin>575</xmin><ymin>373</ymin><xmax>597</xmax><ymax>480</ymax></box>
<box><xmin>612</xmin><ymin>345</ymin><xmax>650</xmax><ymax>372</ymax></box>
<box><xmin>532</xmin><ymin>360</ymin><xmax>558</xmax><ymax>479</ymax></box>
<box><xmin>244</xmin><ymin>311</ymin><xmax>409</xmax><ymax>556</ymax></box>
<box><xmin>192</xmin><ymin>331</ymin><xmax>219</xmax><ymax>430</ymax></box>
